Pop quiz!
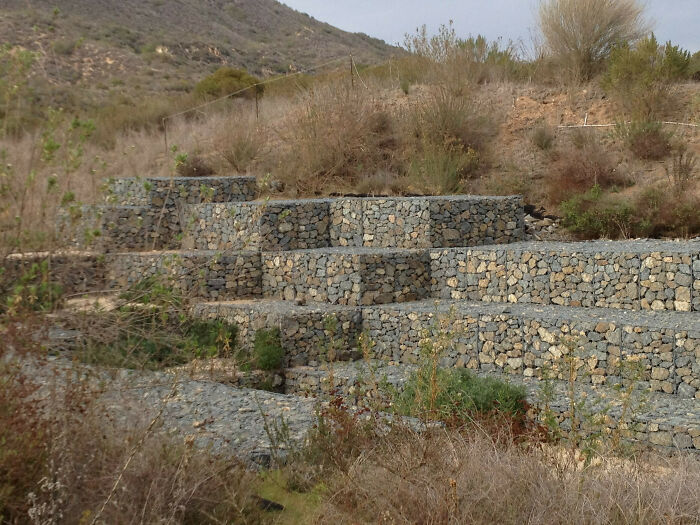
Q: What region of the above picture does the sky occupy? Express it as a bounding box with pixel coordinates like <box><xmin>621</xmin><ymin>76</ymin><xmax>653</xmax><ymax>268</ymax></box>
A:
<box><xmin>280</xmin><ymin>0</ymin><xmax>699</xmax><ymax>54</ymax></box>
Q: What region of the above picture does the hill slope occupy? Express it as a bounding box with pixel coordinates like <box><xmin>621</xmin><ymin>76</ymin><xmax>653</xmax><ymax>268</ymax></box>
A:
<box><xmin>0</xmin><ymin>0</ymin><xmax>399</xmax><ymax>130</ymax></box>
<box><xmin>2</xmin><ymin>0</ymin><xmax>397</xmax><ymax>74</ymax></box>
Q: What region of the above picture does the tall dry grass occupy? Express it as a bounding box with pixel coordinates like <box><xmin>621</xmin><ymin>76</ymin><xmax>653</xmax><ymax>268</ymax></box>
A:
<box><xmin>318</xmin><ymin>427</ymin><xmax>700</xmax><ymax>524</ymax></box>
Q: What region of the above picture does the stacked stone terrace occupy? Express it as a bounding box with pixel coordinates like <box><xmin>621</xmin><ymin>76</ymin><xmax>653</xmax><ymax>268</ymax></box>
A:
<box><xmin>52</xmin><ymin>175</ymin><xmax>699</xmax><ymax>451</ymax></box>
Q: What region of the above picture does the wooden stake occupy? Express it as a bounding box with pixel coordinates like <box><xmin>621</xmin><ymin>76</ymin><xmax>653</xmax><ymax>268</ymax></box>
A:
<box><xmin>350</xmin><ymin>54</ymin><xmax>354</xmax><ymax>89</ymax></box>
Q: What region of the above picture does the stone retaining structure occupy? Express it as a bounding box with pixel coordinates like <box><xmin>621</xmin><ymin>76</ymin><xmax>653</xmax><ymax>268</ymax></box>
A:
<box><xmin>186</xmin><ymin>195</ymin><xmax>525</xmax><ymax>251</ymax></box>
<box><xmin>59</xmin><ymin>205</ymin><xmax>173</xmax><ymax>251</ymax></box>
<box><xmin>95</xmin><ymin>240</ymin><xmax>700</xmax><ymax>312</ymax></box>
<box><xmin>45</xmin><ymin>173</ymin><xmax>700</xmax><ymax>453</ymax></box>
<box><xmin>191</xmin><ymin>299</ymin><xmax>700</xmax><ymax>400</ymax></box>
<box><xmin>104</xmin><ymin>176</ymin><xmax>258</xmax><ymax>207</ymax></box>
<box><xmin>431</xmin><ymin>240</ymin><xmax>700</xmax><ymax>312</ymax></box>
<box><xmin>192</xmin><ymin>301</ymin><xmax>362</xmax><ymax>367</ymax></box>
<box><xmin>106</xmin><ymin>251</ymin><xmax>262</xmax><ymax>300</ymax></box>
<box><xmin>261</xmin><ymin>247</ymin><xmax>432</xmax><ymax>306</ymax></box>
<box><xmin>62</xmin><ymin>176</ymin><xmax>258</xmax><ymax>251</ymax></box>
<box><xmin>3</xmin><ymin>252</ymin><xmax>106</xmax><ymax>295</ymax></box>
<box><xmin>362</xmin><ymin>301</ymin><xmax>700</xmax><ymax>399</ymax></box>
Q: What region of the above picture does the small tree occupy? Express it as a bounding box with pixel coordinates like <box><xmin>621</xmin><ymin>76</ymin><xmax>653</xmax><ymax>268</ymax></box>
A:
<box><xmin>538</xmin><ymin>0</ymin><xmax>650</xmax><ymax>81</ymax></box>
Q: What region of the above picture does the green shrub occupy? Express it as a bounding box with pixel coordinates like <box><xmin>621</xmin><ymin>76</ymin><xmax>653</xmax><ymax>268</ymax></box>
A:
<box><xmin>175</xmin><ymin>154</ymin><xmax>215</xmax><ymax>177</ymax></box>
<box><xmin>665</xmin><ymin>145</ymin><xmax>697</xmax><ymax>193</ymax></box>
<box><xmin>690</xmin><ymin>51</ymin><xmax>700</xmax><ymax>81</ymax></box>
<box><xmin>254</xmin><ymin>328</ymin><xmax>284</xmax><ymax>371</ymax></box>
<box><xmin>560</xmin><ymin>185</ymin><xmax>634</xmax><ymax>238</ymax></box>
<box><xmin>602</xmin><ymin>35</ymin><xmax>690</xmax><ymax>120</ymax></box>
<box><xmin>548</xmin><ymin>140</ymin><xmax>625</xmax><ymax>204</ymax></box>
<box><xmin>404</xmin><ymin>143</ymin><xmax>478</xmax><ymax>194</ymax></box>
<box><xmin>412</xmin><ymin>87</ymin><xmax>491</xmax><ymax>153</ymax></box>
<box><xmin>404</xmin><ymin>23</ymin><xmax>522</xmax><ymax>85</ymax></box>
<box><xmin>194</xmin><ymin>67</ymin><xmax>263</xmax><ymax>100</ymax></box>
<box><xmin>52</xmin><ymin>38</ymin><xmax>80</xmax><ymax>56</ymax></box>
<box><xmin>561</xmin><ymin>184</ymin><xmax>700</xmax><ymax>239</ymax></box>
<box><xmin>395</xmin><ymin>367</ymin><xmax>527</xmax><ymax>425</ymax></box>
<box><xmin>79</xmin><ymin>314</ymin><xmax>238</xmax><ymax>369</ymax></box>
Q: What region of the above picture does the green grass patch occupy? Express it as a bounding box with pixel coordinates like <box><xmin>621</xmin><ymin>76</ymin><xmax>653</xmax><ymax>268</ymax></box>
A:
<box><xmin>257</xmin><ymin>470</ymin><xmax>325</xmax><ymax>524</ymax></box>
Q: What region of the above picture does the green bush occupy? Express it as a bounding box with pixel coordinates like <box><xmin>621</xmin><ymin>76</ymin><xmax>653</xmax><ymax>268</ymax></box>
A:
<box><xmin>690</xmin><ymin>51</ymin><xmax>700</xmax><ymax>81</ymax></box>
<box><xmin>52</xmin><ymin>38</ymin><xmax>79</xmax><ymax>56</ymax></box>
<box><xmin>194</xmin><ymin>67</ymin><xmax>263</xmax><ymax>100</ymax></box>
<box><xmin>560</xmin><ymin>185</ymin><xmax>634</xmax><ymax>238</ymax></box>
<box><xmin>538</xmin><ymin>0</ymin><xmax>649</xmax><ymax>81</ymax></box>
<box><xmin>394</xmin><ymin>367</ymin><xmax>526</xmax><ymax>425</ymax></box>
<box><xmin>80</xmin><ymin>314</ymin><xmax>238</xmax><ymax>369</ymax></box>
<box><xmin>175</xmin><ymin>154</ymin><xmax>215</xmax><ymax>177</ymax></box>
<box><xmin>602</xmin><ymin>35</ymin><xmax>690</xmax><ymax>120</ymax></box>
<box><xmin>253</xmin><ymin>328</ymin><xmax>284</xmax><ymax>371</ymax></box>
<box><xmin>405</xmin><ymin>144</ymin><xmax>478</xmax><ymax>194</ymax></box>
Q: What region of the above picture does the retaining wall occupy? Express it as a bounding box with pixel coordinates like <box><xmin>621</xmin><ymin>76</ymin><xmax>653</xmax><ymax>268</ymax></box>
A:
<box><xmin>186</xmin><ymin>195</ymin><xmax>525</xmax><ymax>251</ymax></box>
<box><xmin>362</xmin><ymin>301</ymin><xmax>700</xmax><ymax>399</ymax></box>
<box><xmin>283</xmin><ymin>361</ymin><xmax>700</xmax><ymax>452</ymax></box>
<box><xmin>3</xmin><ymin>253</ymin><xmax>106</xmax><ymax>295</ymax></box>
<box><xmin>193</xmin><ymin>301</ymin><xmax>362</xmax><ymax>367</ymax></box>
<box><xmin>431</xmin><ymin>241</ymin><xmax>700</xmax><ymax>312</ymax></box>
<box><xmin>106</xmin><ymin>251</ymin><xmax>262</xmax><ymax>300</ymax></box>
<box><xmin>261</xmin><ymin>248</ymin><xmax>431</xmax><ymax>306</ymax></box>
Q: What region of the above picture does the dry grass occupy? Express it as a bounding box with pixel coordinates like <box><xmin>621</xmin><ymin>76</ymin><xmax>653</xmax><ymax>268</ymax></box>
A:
<box><xmin>268</xmin><ymin>82</ymin><xmax>399</xmax><ymax>196</ymax></box>
<box><xmin>318</xmin><ymin>427</ymin><xmax>700</xmax><ymax>525</ymax></box>
<box><xmin>548</xmin><ymin>138</ymin><xmax>628</xmax><ymax>204</ymax></box>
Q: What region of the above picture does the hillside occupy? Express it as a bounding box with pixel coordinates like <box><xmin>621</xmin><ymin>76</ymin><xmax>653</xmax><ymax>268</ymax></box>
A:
<box><xmin>0</xmin><ymin>0</ymin><xmax>399</xmax><ymax>124</ymax></box>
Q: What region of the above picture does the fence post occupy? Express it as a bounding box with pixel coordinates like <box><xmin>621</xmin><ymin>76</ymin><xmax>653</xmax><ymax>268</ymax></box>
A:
<box><xmin>350</xmin><ymin>54</ymin><xmax>354</xmax><ymax>89</ymax></box>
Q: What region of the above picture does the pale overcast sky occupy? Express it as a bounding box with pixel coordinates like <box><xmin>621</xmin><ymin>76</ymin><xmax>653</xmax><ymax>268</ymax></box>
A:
<box><xmin>280</xmin><ymin>0</ymin><xmax>699</xmax><ymax>54</ymax></box>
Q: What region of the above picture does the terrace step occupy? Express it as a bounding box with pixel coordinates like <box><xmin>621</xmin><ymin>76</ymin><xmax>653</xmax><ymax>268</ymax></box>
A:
<box><xmin>261</xmin><ymin>247</ymin><xmax>432</xmax><ymax>306</ymax></box>
<box><xmin>105</xmin><ymin>250</ymin><xmax>262</xmax><ymax>301</ymax></box>
<box><xmin>282</xmin><ymin>361</ymin><xmax>700</xmax><ymax>452</ymax></box>
<box><xmin>58</xmin><ymin>205</ymin><xmax>179</xmax><ymax>252</ymax></box>
<box><xmin>191</xmin><ymin>298</ymin><xmax>700</xmax><ymax>400</ymax></box>
<box><xmin>185</xmin><ymin>195</ymin><xmax>525</xmax><ymax>251</ymax></box>
<box><xmin>60</xmin><ymin>176</ymin><xmax>258</xmax><ymax>252</ymax></box>
<box><xmin>100</xmin><ymin>239</ymin><xmax>699</xmax><ymax>310</ymax></box>
<box><xmin>431</xmin><ymin>240</ymin><xmax>700</xmax><ymax>312</ymax></box>
<box><xmin>192</xmin><ymin>300</ymin><xmax>362</xmax><ymax>367</ymax></box>
<box><xmin>362</xmin><ymin>300</ymin><xmax>700</xmax><ymax>399</ymax></box>
<box><xmin>104</xmin><ymin>176</ymin><xmax>258</xmax><ymax>207</ymax></box>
